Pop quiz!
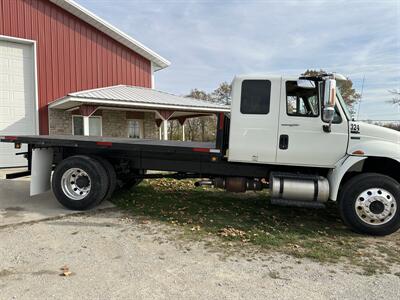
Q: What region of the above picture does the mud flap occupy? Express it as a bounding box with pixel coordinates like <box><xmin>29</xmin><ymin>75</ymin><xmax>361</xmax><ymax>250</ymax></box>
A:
<box><xmin>30</xmin><ymin>148</ymin><xmax>54</xmax><ymax>196</ymax></box>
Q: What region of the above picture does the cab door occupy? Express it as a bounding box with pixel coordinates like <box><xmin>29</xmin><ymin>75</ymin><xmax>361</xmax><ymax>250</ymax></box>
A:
<box><xmin>228</xmin><ymin>76</ymin><xmax>281</xmax><ymax>164</ymax></box>
<box><xmin>276</xmin><ymin>79</ymin><xmax>348</xmax><ymax>167</ymax></box>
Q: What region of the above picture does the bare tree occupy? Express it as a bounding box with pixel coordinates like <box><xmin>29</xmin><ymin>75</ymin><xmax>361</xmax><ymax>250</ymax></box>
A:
<box><xmin>212</xmin><ymin>82</ymin><xmax>232</xmax><ymax>105</ymax></box>
<box><xmin>302</xmin><ymin>69</ymin><xmax>361</xmax><ymax>109</ymax></box>
<box><xmin>372</xmin><ymin>121</ymin><xmax>400</xmax><ymax>131</ymax></box>
<box><xmin>168</xmin><ymin>119</ymin><xmax>180</xmax><ymax>140</ymax></box>
<box><xmin>187</xmin><ymin>89</ymin><xmax>211</xmax><ymax>102</ymax></box>
<box><xmin>388</xmin><ymin>89</ymin><xmax>400</xmax><ymax>106</ymax></box>
<box><xmin>185</xmin><ymin>89</ymin><xmax>218</xmax><ymax>141</ymax></box>
<box><xmin>185</xmin><ymin>118</ymin><xmax>195</xmax><ymax>141</ymax></box>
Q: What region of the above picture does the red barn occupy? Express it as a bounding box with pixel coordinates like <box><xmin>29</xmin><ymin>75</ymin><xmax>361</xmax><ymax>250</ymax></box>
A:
<box><xmin>0</xmin><ymin>0</ymin><xmax>228</xmax><ymax>168</ymax></box>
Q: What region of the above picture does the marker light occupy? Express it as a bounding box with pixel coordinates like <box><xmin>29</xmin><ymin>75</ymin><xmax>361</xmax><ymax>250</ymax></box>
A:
<box><xmin>352</xmin><ymin>150</ymin><xmax>365</xmax><ymax>155</ymax></box>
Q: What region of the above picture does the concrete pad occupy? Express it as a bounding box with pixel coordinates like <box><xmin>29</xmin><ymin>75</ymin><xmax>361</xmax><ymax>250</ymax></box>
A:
<box><xmin>0</xmin><ymin>178</ymin><xmax>114</xmax><ymax>227</ymax></box>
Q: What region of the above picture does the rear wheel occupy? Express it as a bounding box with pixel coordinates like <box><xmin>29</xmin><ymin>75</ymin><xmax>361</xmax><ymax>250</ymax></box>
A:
<box><xmin>339</xmin><ymin>173</ymin><xmax>400</xmax><ymax>236</ymax></box>
<box><xmin>52</xmin><ymin>155</ymin><xmax>109</xmax><ymax>210</ymax></box>
<box><xmin>91</xmin><ymin>156</ymin><xmax>117</xmax><ymax>200</ymax></box>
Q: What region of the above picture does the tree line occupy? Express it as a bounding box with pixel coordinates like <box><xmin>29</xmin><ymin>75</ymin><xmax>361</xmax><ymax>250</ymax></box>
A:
<box><xmin>168</xmin><ymin>82</ymin><xmax>231</xmax><ymax>141</ymax></box>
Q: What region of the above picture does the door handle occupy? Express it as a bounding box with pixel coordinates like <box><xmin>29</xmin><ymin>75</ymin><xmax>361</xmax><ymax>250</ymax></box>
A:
<box><xmin>279</xmin><ymin>135</ymin><xmax>289</xmax><ymax>150</ymax></box>
<box><xmin>281</xmin><ymin>124</ymin><xmax>299</xmax><ymax>127</ymax></box>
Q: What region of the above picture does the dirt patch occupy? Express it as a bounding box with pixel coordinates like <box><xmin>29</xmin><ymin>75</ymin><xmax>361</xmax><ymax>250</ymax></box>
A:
<box><xmin>0</xmin><ymin>269</ymin><xmax>15</xmax><ymax>277</ymax></box>
<box><xmin>31</xmin><ymin>270</ymin><xmax>59</xmax><ymax>276</ymax></box>
<box><xmin>1</xmin><ymin>211</ymin><xmax>399</xmax><ymax>299</ymax></box>
<box><xmin>0</xmin><ymin>206</ymin><xmax>26</xmax><ymax>219</ymax></box>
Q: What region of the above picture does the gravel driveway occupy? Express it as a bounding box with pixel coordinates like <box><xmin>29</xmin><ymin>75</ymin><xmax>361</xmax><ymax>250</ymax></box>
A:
<box><xmin>1</xmin><ymin>210</ymin><xmax>399</xmax><ymax>300</ymax></box>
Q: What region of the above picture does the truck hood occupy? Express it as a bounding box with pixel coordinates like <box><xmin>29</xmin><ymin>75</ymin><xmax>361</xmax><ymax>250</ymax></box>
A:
<box><xmin>355</xmin><ymin>122</ymin><xmax>400</xmax><ymax>143</ymax></box>
<box><xmin>348</xmin><ymin>121</ymin><xmax>400</xmax><ymax>162</ymax></box>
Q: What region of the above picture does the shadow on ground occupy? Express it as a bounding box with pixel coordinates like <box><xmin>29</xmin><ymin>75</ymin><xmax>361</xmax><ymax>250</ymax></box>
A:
<box><xmin>0</xmin><ymin>179</ymin><xmax>114</xmax><ymax>227</ymax></box>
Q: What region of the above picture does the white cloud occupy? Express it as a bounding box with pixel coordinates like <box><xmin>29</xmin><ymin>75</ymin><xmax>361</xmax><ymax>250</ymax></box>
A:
<box><xmin>80</xmin><ymin>0</ymin><xmax>400</xmax><ymax>120</ymax></box>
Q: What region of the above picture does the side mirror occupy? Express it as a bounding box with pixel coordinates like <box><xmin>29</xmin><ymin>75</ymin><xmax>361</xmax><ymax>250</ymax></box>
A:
<box><xmin>323</xmin><ymin>79</ymin><xmax>336</xmax><ymax>109</ymax></box>
<box><xmin>323</xmin><ymin>106</ymin><xmax>335</xmax><ymax>123</ymax></box>
<box><xmin>322</xmin><ymin>79</ymin><xmax>337</xmax><ymax>132</ymax></box>
<box><xmin>297</xmin><ymin>79</ymin><xmax>316</xmax><ymax>89</ymax></box>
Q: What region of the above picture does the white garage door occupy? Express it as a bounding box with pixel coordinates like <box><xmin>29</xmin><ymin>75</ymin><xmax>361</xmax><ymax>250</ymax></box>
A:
<box><xmin>0</xmin><ymin>39</ymin><xmax>36</xmax><ymax>168</ymax></box>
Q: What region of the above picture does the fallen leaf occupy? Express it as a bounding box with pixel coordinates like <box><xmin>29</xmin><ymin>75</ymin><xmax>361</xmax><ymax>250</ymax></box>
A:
<box><xmin>60</xmin><ymin>265</ymin><xmax>73</xmax><ymax>277</ymax></box>
<box><xmin>190</xmin><ymin>225</ymin><xmax>201</xmax><ymax>231</ymax></box>
<box><xmin>218</xmin><ymin>227</ymin><xmax>246</xmax><ymax>238</ymax></box>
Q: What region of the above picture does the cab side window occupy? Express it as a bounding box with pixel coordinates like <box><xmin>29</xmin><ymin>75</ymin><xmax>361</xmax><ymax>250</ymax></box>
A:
<box><xmin>286</xmin><ymin>81</ymin><xmax>319</xmax><ymax>117</ymax></box>
<box><xmin>241</xmin><ymin>80</ymin><xmax>271</xmax><ymax>114</ymax></box>
<box><xmin>331</xmin><ymin>105</ymin><xmax>343</xmax><ymax>123</ymax></box>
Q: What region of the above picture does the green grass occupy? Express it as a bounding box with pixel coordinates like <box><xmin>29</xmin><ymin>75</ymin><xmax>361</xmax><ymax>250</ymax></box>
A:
<box><xmin>113</xmin><ymin>178</ymin><xmax>400</xmax><ymax>275</ymax></box>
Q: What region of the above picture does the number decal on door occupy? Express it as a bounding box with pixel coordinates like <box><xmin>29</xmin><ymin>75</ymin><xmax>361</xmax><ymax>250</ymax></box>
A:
<box><xmin>351</xmin><ymin>123</ymin><xmax>360</xmax><ymax>134</ymax></box>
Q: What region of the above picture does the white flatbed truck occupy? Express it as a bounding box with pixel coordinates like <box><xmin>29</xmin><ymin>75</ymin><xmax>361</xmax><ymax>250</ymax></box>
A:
<box><xmin>2</xmin><ymin>73</ymin><xmax>399</xmax><ymax>235</ymax></box>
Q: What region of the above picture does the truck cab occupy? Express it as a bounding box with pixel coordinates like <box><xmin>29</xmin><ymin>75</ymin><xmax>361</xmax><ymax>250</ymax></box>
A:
<box><xmin>229</xmin><ymin>74</ymin><xmax>399</xmax><ymax>168</ymax></box>
<box><xmin>226</xmin><ymin>74</ymin><xmax>400</xmax><ymax>235</ymax></box>
<box><xmin>230</xmin><ymin>75</ymin><xmax>342</xmax><ymax>166</ymax></box>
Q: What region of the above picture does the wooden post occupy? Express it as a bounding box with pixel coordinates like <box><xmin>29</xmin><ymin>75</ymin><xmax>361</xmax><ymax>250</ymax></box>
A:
<box><xmin>163</xmin><ymin>120</ymin><xmax>168</xmax><ymax>140</ymax></box>
<box><xmin>78</xmin><ymin>105</ymin><xmax>98</xmax><ymax>137</ymax></box>
<box><xmin>155</xmin><ymin>119</ymin><xmax>163</xmax><ymax>140</ymax></box>
<box><xmin>83</xmin><ymin>116</ymin><xmax>90</xmax><ymax>136</ymax></box>
<box><xmin>157</xmin><ymin>110</ymin><xmax>174</xmax><ymax>141</ymax></box>
<box><xmin>177</xmin><ymin>117</ymin><xmax>186</xmax><ymax>142</ymax></box>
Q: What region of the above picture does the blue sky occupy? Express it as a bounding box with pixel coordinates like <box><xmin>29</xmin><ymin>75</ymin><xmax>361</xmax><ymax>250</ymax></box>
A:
<box><xmin>79</xmin><ymin>0</ymin><xmax>400</xmax><ymax>121</ymax></box>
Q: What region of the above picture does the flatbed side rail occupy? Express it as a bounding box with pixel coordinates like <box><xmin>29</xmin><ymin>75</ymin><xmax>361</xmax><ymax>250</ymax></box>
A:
<box><xmin>0</xmin><ymin>135</ymin><xmax>221</xmax><ymax>156</ymax></box>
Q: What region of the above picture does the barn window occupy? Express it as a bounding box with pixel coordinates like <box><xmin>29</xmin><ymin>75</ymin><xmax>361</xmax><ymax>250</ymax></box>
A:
<box><xmin>72</xmin><ymin>116</ymin><xmax>102</xmax><ymax>136</ymax></box>
<box><xmin>127</xmin><ymin>119</ymin><xmax>143</xmax><ymax>139</ymax></box>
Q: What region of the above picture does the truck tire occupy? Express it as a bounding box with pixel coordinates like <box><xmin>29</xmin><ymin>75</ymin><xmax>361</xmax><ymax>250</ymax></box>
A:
<box><xmin>339</xmin><ymin>173</ymin><xmax>400</xmax><ymax>236</ymax></box>
<box><xmin>91</xmin><ymin>156</ymin><xmax>117</xmax><ymax>200</ymax></box>
<box><xmin>52</xmin><ymin>155</ymin><xmax>109</xmax><ymax>210</ymax></box>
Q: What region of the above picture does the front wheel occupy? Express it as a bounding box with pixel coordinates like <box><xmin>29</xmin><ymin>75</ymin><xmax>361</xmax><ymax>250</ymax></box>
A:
<box><xmin>339</xmin><ymin>173</ymin><xmax>400</xmax><ymax>236</ymax></box>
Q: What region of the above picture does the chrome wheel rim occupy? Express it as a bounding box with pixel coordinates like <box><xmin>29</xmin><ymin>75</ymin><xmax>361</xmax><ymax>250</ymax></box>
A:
<box><xmin>61</xmin><ymin>168</ymin><xmax>91</xmax><ymax>200</ymax></box>
<box><xmin>355</xmin><ymin>188</ymin><xmax>397</xmax><ymax>226</ymax></box>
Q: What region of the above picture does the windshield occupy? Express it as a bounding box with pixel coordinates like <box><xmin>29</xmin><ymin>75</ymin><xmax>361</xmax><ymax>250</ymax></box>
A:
<box><xmin>336</xmin><ymin>89</ymin><xmax>351</xmax><ymax>120</ymax></box>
